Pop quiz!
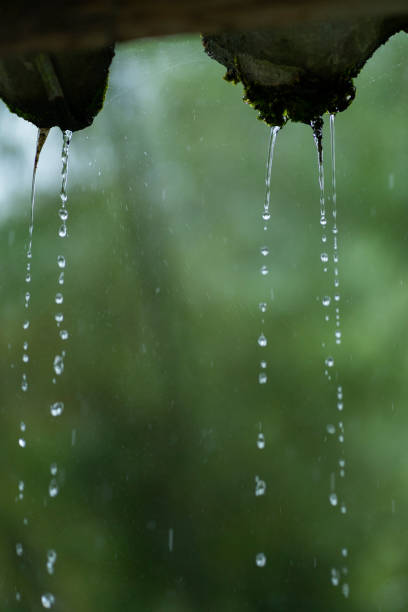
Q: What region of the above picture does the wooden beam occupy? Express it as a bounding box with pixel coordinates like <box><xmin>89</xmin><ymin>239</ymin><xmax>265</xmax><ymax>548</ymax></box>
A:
<box><xmin>2</xmin><ymin>0</ymin><xmax>408</xmax><ymax>56</ymax></box>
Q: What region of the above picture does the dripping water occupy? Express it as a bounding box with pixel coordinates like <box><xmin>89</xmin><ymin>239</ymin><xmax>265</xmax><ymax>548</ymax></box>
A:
<box><xmin>254</xmin><ymin>125</ymin><xmax>279</xmax><ymax>569</ymax></box>
<box><xmin>312</xmin><ymin>115</ymin><xmax>349</xmax><ymax>597</ymax></box>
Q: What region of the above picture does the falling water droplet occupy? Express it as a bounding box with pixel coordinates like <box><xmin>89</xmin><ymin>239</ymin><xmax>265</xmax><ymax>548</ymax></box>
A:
<box><xmin>18</xmin><ymin>438</ymin><xmax>26</xmax><ymax>448</ymax></box>
<box><xmin>58</xmin><ymin>208</ymin><xmax>68</xmax><ymax>221</ymax></box>
<box><xmin>21</xmin><ymin>373</ymin><xmax>28</xmax><ymax>392</ymax></box>
<box><xmin>257</xmin><ymin>334</ymin><xmax>267</xmax><ymax>347</ymax></box>
<box><xmin>60</xmin><ymin>330</ymin><xmax>69</xmax><ymax>340</ymax></box>
<box><xmin>331</xmin><ymin>568</ymin><xmax>340</xmax><ymax>586</ymax></box>
<box><xmin>50</xmin><ymin>463</ymin><xmax>58</xmax><ymax>476</ymax></box>
<box><xmin>57</xmin><ymin>255</ymin><xmax>66</xmax><ymax>269</ymax></box>
<box><xmin>23</xmin><ymin>320</ymin><xmax>30</xmax><ymax>330</ymax></box>
<box><xmin>260</xmin><ymin>265</ymin><xmax>269</xmax><ymax>276</ymax></box>
<box><xmin>322</xmin><ymin>296</ymin><xmax>331</xmax><ymax>307</ymax></box>
<box><xmin>262</xmin><ymin>211</ymin><xmax>271</xmax><ymax>221</ymax></box>
<box><xmin>259</xmin><ymin>302</ymin><xmax>267</xmax><ymax>313</ymax></box>
<box><xmin>46</xmin><ymin>549</ymin><xmax>57</xmax><ymax>575</ymax></box>
<box><xmin>342</xmin><ymin>583</ymin><xmax>350</xmax><ymax>598</ymax></box>
<box><xmin>50</xmin><ymin>402</ymin><xmax>64</xmax><ymax>417</ymax></box>
<box><xmin>326</xmin><ymin>424</ymin><xmax>336</xmax><ymax>434</ymax></box>
<box><xmin>58</xmin><ymin>272</ymin><xmax>64</xmax><ymax>285</ymax></box>
<box><xmin>329</xmin><ymin>493</ymin><xmax>338</xmax><ymax>506</ymax></box>
<box><xmin>41</xmin><ymin>593</ymin><xmax>55</xmax><ymax>608</ymax></box>
<box><xmin>258</xmin><ymin>372</ymin><xmax>267</xmax><ymax>384</ymax></box>
<box><xmin>260</xmin><ymin>246</ymin><xmax>269</xmax><ymax>256</ymax></box>
<box><xmin>255</xmin><ymin>476</ymin><xmax>266</xmax><ymax>496</ymax></box>
<box><xmin>53</xmin><ymin>355</ymin><xmax>64</xmax><ymax>376</ymax></box>
<box><xmin>260</xmin><ymin>360</ymin><xmax>267</xmax><ymax>369</ymax></box>
<box><xmin>54</xmin><ymin>313</ymin><xmax>64</xmax><ymax>325</ymax></box>
<box><xmin>55</xmin><ymin>293</ymin><xmax>63</xmax><ymax>304</ymax></box>
<box><xmin>255</xmin><ymin>553</ymin><xmax>266</xmax><ymax>567</ymax></box>
<box><xmin>320</xmin><ymin>253</ymin><xmax>328</xmax><ymax>263</ymax></box>
<box><xmin>320</xmin><ymin>215</ymin><xmax>327</xmax><ymax>227</ymax></box>
<box><xmin>48</xmin><ymin>479</ymin><xmax>59</xmax><ymax>498</ymax></box>
<box><xmin>257</xmin><ymin>433</ymin><xmax>265</xmax><ymax>449</ymax></box>
<box><xmin>16</xmin><ymin>542</ymin><xmax>23</xmax><ymax>556</ymax></box>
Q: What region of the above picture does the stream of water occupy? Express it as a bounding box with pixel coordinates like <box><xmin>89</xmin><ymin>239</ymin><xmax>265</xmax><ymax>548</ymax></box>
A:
<box><xmin>312</xmin><ymin>115</ymin><xmax>349</xmax><ymax>599</ymax></box>
<box><xmin>255</xmin><ymin>126</ymin><xmax>279</xmax><ymax>568</ymax></box>
<box><xmin>15</xmin><ymin>128</ymin><xmax>72</xmax><ymax>609</ymax></box>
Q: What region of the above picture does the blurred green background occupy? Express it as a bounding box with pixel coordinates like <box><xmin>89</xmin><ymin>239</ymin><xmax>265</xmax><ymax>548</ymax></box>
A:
<box><xmin>1</xmin><ymin>30</ymin><xmax>408</xmax><ymax>611</ymax></box>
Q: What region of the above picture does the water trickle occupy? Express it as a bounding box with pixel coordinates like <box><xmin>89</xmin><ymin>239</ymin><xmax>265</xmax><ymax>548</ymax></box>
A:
<box><xmin>312</xmin><ymin>115</ymin><xmax>349</xmax><ymax>597</ymax></box>
<box><xmin>16</xmin><ymin>542</ymin><xmax>23</xmax><ymax>557</ymax></box>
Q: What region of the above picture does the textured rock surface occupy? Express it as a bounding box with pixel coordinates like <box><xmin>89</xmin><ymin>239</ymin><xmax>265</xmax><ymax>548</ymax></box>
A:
<box><xmin>0</xmin><ymin>47</ymin><xmax>114</xmax><ymax>131</ymax></box>
<box><xmin>203</xmin><ymin>17</ymin><xmax>408</xmax><ymax>125</ymax></box>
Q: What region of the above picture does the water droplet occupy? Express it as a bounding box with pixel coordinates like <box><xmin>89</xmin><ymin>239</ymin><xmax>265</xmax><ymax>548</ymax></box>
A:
<box><xmin>55</xmin><ymin>293</ymin><xmax>63</xmax><ymax>304</ymax></box>
<box><xmin>41</xmin><ymin>593</ymin><xmax>55</xmax><ymax>608</ymax></box>
<box><xmin>23</xmin><ymin>341</ymin><xmax>28</xmax><ymax>350</ymax></box>
<box><xmin>321</xmin><ymin>234</ymin><xmax>327</xmax><ymax>243</ymax></box>
<box><xmin>18</xmin><ymin>438</ymin><xmax>26</xmax><ymax>448</ymax></box>
<box><xmin>260</xmin><ymin>265</ymin><xmax>269</xmax><ymax>276</ymax></box>
<box><xmin>58</xmin><ymin>272</ymin><xmax>64</xmax><ymax>285</ymax></box>
<box><xmin>320</xmin><ymin>215</ymin><xmax>327</xmax><ymax>227</ymax></box>
<box><xmin>22</xmin><ymin>354</ymin><xmax>29</xmax><ymax>363</ymax></box>
<box><xmin>326</xmin><ymin>424</ymin><xmax>335</xmax><ymax>434</ymax></box>
<box><xmin>58</xmin><ymin>225</ymin><xmax>67</xmax><ymax>238</ymax></box>
<box><xmin>50</xmin><ymin>463</ymin><xmax>58</xmax><ymax>476</ymax></box>
<box><xmin>329</xmin><ymin>493</ymin><xmax>338</xmax><ymax>506</ymax></box>
<box><xmin>48</xmin><ymin>479</ymin><xmax>59</xmax><ymax>498</ymax></box>
<box><xmin>325</xmin><ymin>357</ymin><xmax>334</xmax><ymax>368</ymax></box>
<box><xmin>340</xmin><ymin>503</ymin><xmax>347</xmax><ymax>514</ymax></box>
<box><xmin>260</xmin><ymin>246</ymin><xmax>269</xmax><ymax>256</ymax></box>
<box><xmin>59</xmin><ymin>208</ymin><xmax>68</xmax><ymax>221</ymax></box>
<box><xmin>57</xmin><ymin>255</ymin><xmax>66</xmax><ymax>269</ymax></box>
<box><xmin>24</xmin><ymin>292</ymin><xmax>30</xmax><ymax>307</ymax></box>
<box><xmin>60</xmin><ymin>330</ymin><xmax>69</xmax><ymax>340</ymax></box>
<box><xmin>334</xmin><ymin>279</ymin><xmax>340</xmax><ymax>287</ymax></box>
<box><xmin>23</xmin><ymin>320</ymin><xmax>30</xmax><ymax>330</ymax></box>
<box><xmin>255</xmin><ymin>553</ymin><xmax>266</xmax><ymax>567</ymax></box>
<box><xmin>260</xmin><ymin>360</ymin><xmax>267</xmax><ymax>369</ymax></box>
<box><xmin>338</xmin><ymin>434</ymin><xmax>344</xmax><ymax>443</ymax></box>
<box><xmin>339</xmin><ymin>459</ymin><xmax>345</xmax><ymax>468</ymax></box>
<box><xmin>21</xmin><ymin>374</ymin><xmax>28</xmax><ymax>392</ymax></box>
<box><xmin>342</xmin><ymin>583</ymin><xmax>350</xmax><ymax>598</ymax></box>
<box><xmin>322</xmin><ymin>296</ymin><xmax>331</xmax><ymax>307</ymax></box>
<box><xmin>255</xmin><ymin>476</ymin><xmax>266</xmax><ymax>496</ymax></box>
<box><xmin>257</xmin><ymin>334</ymin><xmax>267</xmax><ymax>347</ymax></box>
<box><xmin>50</xmin><ymin>402</ymin><xmax>64</xmax><ymax>417</ymax></box>
<box><xmin>320</xmin><ymin>252</ymin><xmax>328</xmax><ymax>263</ymax></box>
<box><xmin>16</xmin><ymin>542</ymin><xmax>23</xmax><ymax>556</ymax></box>
<box><xmin>46</xmin><ymin>549</ymin><xmax>57</xmax><ymax>574</ymax></box>
<box><xmin>331</xmin><ymin>568</ymin><xmax>340</xmax><ymax>586</ymax></box>
<box><xmin>54</xmin><ymin>313</ymin><xmax>64</xmax><ymax>324</ymax></box>
<box><xmin>258</xmin><ymin>372</ymin><xmax>267</xmax><ymax>384</ymax></box>
<box><xmin>18</xmin><ymin>480</ymin><xmax>24</xmax><ymax>492</ymax></box>
<box><xmin>257</xmin><ymin>433</ymin><xmax>265</xmax><ymax>449</ymax></box>
<box><xmin>25</xmin><ymin>273</ymin><xmax>31</xmax><ymax>283</ymax></box>
<box><xmin>341</xmin><ymin>547</ymin><xmax>348</xmax><ymax>557</ymax></box>
<box><xmin>53</xmin><ymin>355</ymin><xmax>64</xmax><ymax>376</ymax></box>
<box><xmin>259</xmin><ymin>302</ymin><xmax>267</xmax><ymax>313</ymax></box>
<box><xmin>262</xmin><ymin>212</ymin><xmax>271</xmax><ymax>221</ymax></box>
<box><xmin>334</xmin><ymin>294</ymin><xmax>340</xmax><ymax>302</ymax></box>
